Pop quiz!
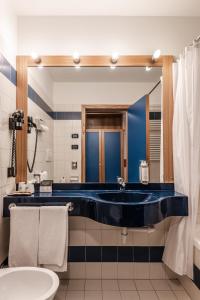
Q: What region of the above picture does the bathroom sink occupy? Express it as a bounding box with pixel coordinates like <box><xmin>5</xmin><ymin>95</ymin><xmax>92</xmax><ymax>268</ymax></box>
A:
<box><xmin>3</xmin><ymin>183</ymin><xmax>188</xmax><ymax>227</ymax></box>
<box><xmin>97</xmin><ymin>191</ymin><xmax>152</xmax><ymax>203</ymax></box>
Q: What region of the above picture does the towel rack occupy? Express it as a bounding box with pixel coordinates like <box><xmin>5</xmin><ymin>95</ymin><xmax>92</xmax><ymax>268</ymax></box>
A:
<box><xmin>8</xmin><ymin>202</ymin><xmax>74</xmax><ymax>212</ymax></box>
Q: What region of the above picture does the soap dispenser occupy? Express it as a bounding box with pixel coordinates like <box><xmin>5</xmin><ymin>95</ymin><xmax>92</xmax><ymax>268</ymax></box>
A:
<box><xmin>139</xmin><ymin>160</ymin><xmax>149</xmax><ymax>185</ymax></box>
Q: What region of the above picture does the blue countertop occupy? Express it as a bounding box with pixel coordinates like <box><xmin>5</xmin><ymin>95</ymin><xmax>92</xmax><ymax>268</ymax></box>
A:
<box><xmin>3</xmin><ymin>183</ymin><xmax>188</xmax><ymax>227</ymax></box>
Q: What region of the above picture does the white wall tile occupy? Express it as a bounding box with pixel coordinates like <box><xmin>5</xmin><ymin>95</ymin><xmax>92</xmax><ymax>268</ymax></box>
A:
<box><xmin>117</xmin><ymin>263</ymin><xmax>134</xmax><ymax>279</ymax></box>
<box><xmin>133</xmin><ymin>263</ymin><xmax>150</xmax><ymax>279</ymax></box>
<box><xmin>85</xmin><ymin>230</ymin><xmax>102</xmax><ymax>246</ymax></box>
<box><xmin>85</xmin><ymin>264</ymin><xmax>102</xmax><ymax>279</ymax></box>
<box><xmin>101</xmin><ymin>263</ymin><xmax>118</xmax><ymax>279</ymax></box>
<box><xmin>68</xmin><ymin>263</ymin><xmax>86</xmax><ymax>279</ymax></box>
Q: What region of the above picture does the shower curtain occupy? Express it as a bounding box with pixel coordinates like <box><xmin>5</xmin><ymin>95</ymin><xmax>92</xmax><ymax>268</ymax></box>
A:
<box><xmin>163</xmin><ymin>40</ymin><xmax>200</xmax><ymax>279</ymax></box>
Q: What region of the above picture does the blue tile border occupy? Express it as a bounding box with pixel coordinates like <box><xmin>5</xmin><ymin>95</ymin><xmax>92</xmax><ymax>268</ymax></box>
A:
<box><xmin>0</xmin><ymin>53</ymin><xmax>16</xmax><ymax>86</ymax></box>
<box><xmin>68</xmin><ymin>246</ymin><xmax>165</xmax><ymax>263</ymax></box>
<box><xmin>68</xmin><ymin>246</ymin><xmax>85</xmax><ymax>262</ymax></box>
<box><xmin>134</xmin><ymin>246</ymin><xmax>149</xmax><ymax>262</ymax></box>
<box><xmin>102</xmin><ymin>246</ymin><xmax>118</xmax><ymax>262</ymax></box>
<box><xmin>86</xmin><ymin>246</ymin><xmax>102</xmax><ymax>262</ymax></box>
<box><xmin>118</xmin><ymin>246</ymin><xmax>133</xmax><ymax>262</ymax></box>
<box><xmin>194</xmin><ymin>265</ymin><xmax>200</xmax><ymax>289</ymax></box>
<box><xmin>53</xmin><ymin>112</ymin><xmax>81</xmax><ymax>120</ymax></box>
<box><xmin>28</xmin><ymin>85</ymin><xmax>54</xmax><ymax>118</ymax></box>
<box><xmin>150</xmin><ymin>246</ymin><xmax>164</xmax><ymax>262</ymax></box>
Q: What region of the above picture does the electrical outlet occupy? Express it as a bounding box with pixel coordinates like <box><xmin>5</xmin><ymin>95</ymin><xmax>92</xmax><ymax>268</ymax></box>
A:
<box><xmin>71</xmin><ymin>133</ymin><xmax>79</xmax><ymax>138</ymax></box>
<box><xmin>72</xmin><ymin>161</ymin><xmax>78</xmax><ymax>169</ymax></box>
<box><xmin>7</xmin><ymin>167</ymin><xmax>15</xmax><ymax>177</ymax></box>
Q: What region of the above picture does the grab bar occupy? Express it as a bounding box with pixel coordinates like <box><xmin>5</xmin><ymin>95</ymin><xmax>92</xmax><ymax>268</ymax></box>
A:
<box><xmin>8</xmin><ymin>202</ymin><xmax>74</xmax><ymax>212</ymax></box>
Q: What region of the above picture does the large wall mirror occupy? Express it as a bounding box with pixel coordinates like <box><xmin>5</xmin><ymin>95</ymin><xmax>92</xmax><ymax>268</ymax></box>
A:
<box><xmin>27</xmin><ymin>66</ymin><xmax>162</xmax><ymax>183</ymax></box>
<box><xmin>16</xmin><ymin>55</ymin><xmax>174</xmax><ymax>183</ymax></box>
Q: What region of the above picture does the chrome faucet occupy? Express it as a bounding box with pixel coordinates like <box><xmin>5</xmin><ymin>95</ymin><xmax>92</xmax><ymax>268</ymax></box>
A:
<box><xmin>117</xmin><ymin>177</ymin><xmax>126</xmax><ymax>190</ymax></box>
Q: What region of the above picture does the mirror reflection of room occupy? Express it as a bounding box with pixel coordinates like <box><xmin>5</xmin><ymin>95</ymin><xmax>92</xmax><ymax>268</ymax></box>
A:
<box><xmin>27</xmin><ymin>66</ymin><xmax>162</xmax><ymax>183</ymax></box>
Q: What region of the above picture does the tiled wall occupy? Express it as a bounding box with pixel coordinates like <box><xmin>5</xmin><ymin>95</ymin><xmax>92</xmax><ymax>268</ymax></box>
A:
<box><xmin>27</xmin><ymin>98</ymin><xmax>54</xmax><ymax>180</ymax></box>
<box><xmin>62</xmin><ymin>216</ymin><xmax>177</xmax><ymax>280</ymax></box>
<box><xmin>27</xmin><ymin>69</ymin><xmax>54</xmax><ymax>180</ymax></box>
<box><xmin>53</xmin><ymin>120</ymin><xmax>81</xmax><ymax>182</ymax></box>
<box><xmin>0</xmin><ymin>53</ymin><xmax>16</xmax><ymax>263</ymax></box>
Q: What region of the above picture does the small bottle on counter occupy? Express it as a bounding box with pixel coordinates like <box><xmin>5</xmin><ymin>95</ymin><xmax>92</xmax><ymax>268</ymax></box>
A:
<box><xmin>139</xmin><ymin>160</ymin><xmax>149</xmax><ymax>185</ymax></box>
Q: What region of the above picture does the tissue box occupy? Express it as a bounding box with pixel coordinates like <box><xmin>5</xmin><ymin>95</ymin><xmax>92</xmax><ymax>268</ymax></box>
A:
<box><xmin>40</xmin><ymin>180</ymin><xmax>53</xmax><ymax>193</ymax></box>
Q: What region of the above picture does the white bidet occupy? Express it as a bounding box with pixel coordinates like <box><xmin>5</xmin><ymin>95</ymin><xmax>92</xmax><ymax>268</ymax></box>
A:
<box><xmin>0</xmin><ymin>267</ymin><xmax>59</xmax><ymax>300</ymax></box>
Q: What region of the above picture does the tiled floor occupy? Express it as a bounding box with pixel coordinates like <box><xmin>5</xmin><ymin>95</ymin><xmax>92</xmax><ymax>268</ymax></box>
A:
<box><xmin>55</xmin><ymin>279</ymin><xmax>191</xmax><ymax>300</ymax></box>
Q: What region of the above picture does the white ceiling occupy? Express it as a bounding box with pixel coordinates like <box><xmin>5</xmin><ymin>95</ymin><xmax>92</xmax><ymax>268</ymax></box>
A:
<box><xmin>10</xmin><ymin>0</ymin><xmax>200</xmax><ymax>16</ymax></box>
<box><xmin>32</xmin><ymin>67</ymin><xmax>162</xmax><ymax>83</ymax></box>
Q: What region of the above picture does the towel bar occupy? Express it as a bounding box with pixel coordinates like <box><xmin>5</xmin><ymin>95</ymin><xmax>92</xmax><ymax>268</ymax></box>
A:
<box><xmin>8</xmin><ymin>202</ymin><xmax>74</xmax><ymax>212</ymax></box>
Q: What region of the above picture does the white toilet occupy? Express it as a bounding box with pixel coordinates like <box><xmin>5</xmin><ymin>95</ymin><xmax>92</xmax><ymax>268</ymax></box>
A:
<box><xmin>0</xmin><ymin>267</ymin><xmax>59</xmax><ymax>300</ymax></box>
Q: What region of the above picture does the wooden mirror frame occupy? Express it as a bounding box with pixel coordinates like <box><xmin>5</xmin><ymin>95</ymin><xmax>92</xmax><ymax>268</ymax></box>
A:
<box><xmin>16</xmin><ymin>55</ymin><xmax>174</xmax><ymax>183</ymax></box>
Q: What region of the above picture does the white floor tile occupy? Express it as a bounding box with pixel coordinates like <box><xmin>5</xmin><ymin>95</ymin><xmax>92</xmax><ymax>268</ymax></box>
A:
<box><xmin>102</xmin><ymin>279</ymin><xmax>119</xmax><ymax>291</ymax></box>
<box><xmin>118</xmin><ymin>279</ymin><xmax>136</xmax><ymax>290</ymax></box>
<box><xmin>55</xmin><ymin>290</ymin><xmax>66</xmax><ymax>300</ymax></box>
<box><xmin>66</xmin><ymin>291</ymin><xmax>84</xmax><ymax>300</ymax></box>
<box><xmin>168</xmin><ymin>279</ymin><xmax>185</xmax><ymax>291</ymax></box>
<box><xmin>135</xmin><ymin>280</ymin><xmax>154</xmax><ymax>291</ymax></box>
<box><xmin>156</xmin><ymin>291</ymin><xmax>177</xmax><ymax>300</ymax></box>
<box><xmin>85</xmin><ymin>280</ymin><xmax>102</xmax><ymax>291</ymax></box>
<box><xmin>173</xmin><ymin>290</ymin><xmax>191</xmax><ymax>300</ymax></box>
<box><xmin>138</xmin><ymin>291</ymin><xmax>159</xmax><ymax>300</ymax></box>
<box><xmin>151</xmin><ymin>280</ymin><xmax>171</xmax><ymax>291</ymax></box>
<box><xmin>103</xmin><ymin>291</ymin><xmax>121</xmax><ymax>300</ymax></box>
<box><xmin>120</xmin><ymin>291</ymin><xmax>140</xmax><ymax>300</ymax></box>
<box><xmin>67</xmin><ymin>280</ymin><xmax>85</xmax><ymax>291</ymax></box>
<box><xmin>85</xmin><ymin>291</ymin><xmax>103</xmax><ymax>300</ymax></box>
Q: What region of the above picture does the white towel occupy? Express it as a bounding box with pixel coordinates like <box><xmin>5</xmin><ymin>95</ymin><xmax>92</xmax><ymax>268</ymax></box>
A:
<box><xmin>9</xmin><ymin>207</ymin><xmax>40</xmax><ymax>267</ymax></box>
<box><xmin>38</xmin><ymin>205</ymin><xmax>69</xmax><ymax>272</ymax></box>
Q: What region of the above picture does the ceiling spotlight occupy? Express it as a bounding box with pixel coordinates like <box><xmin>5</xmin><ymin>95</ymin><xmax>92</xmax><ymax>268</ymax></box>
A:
<box><xmin>31</xmin><ymin>52</ymin><xmax>41</xmax><ymax>64</ymax></box>
<box><xmin>75</xmin><ymin>65</ymin><xmax>81</xmax><ymax>69</ymax></box>
<box><xmin>145</xmin><ymin>66</ymin><xmax>152</xmax><ymax>72</ymax></box>
<box><xmin>110</xmin><ymin>65</ymin><xmax>116</xmax><ymax>70</ymax></box>
<box><xmin>111</xmin><ymin>52</ymin><xmax>119</xmax><ymax>64</ymax></box>
<box><xmin>152</xmin><ymin>49</ymin><xmax>161</xmax><ymax>62</ymax></box>
<box><xmin>73</xmin><ymin>52</ymin><xmax>80</xmax><ymax>64</ymax></box>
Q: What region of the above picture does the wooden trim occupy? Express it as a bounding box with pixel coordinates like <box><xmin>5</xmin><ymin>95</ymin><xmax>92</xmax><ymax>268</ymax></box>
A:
<box><xmin>146</xmin><ymin>94</ymin><xmax>150</xmax><ymax>162</ymax></box>
<box><xmin>82</xmin><ymin>104</ymin><xmax>129</xmax><ymax>114</ymax></box>
<box><xmin>101</xmin><ymin>131</ymin><xmax>105</xmax><ymax>182</ymax></box>
<box><xmin>162</xmin><ymin>56</ymin><xmax>174</xmax><ymax>182</ymax></box>
<box><xmin>16</xmin><ymin>56</ymin><xmax>28</xmax><ymax>182</ymax></box>
<box><xmin>86</xmin><ymin>129</ymin><xmax>123</xmax><ymax>132</ymax></box>
<box><xmin>26</xmin><ymin>55</ymin><xmax>163</xmax><ymax>67</ymax></box>
<box><xmin>123</xmin><ymin>112</ymin><xmax>128</xmax><ymax>182</ymax></box>
<box><xmin>81</xmin><ymin>105</ymin><xmax>86</xmax><ymax>182</ymax></box>
<box><xmin>120</xmin><ymin>131</ymin><xmax>124</xmax><ymax>178</ymax></box>
<box><xmin>16</xmin><ymin>55</ymin><xmax>174</xmax><ymax>183</ymax></box>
